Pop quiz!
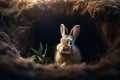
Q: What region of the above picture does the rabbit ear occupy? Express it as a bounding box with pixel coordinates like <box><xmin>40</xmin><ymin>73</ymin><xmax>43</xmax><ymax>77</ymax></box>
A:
<box><xmin>70</xmin><ymin>25</ymin><xmax>80</xmax><ymax>38</ymax></box>
<box><xmin>60</xmin><ymin>24</ymin><xmax>68</xmax><ymax>36</ymax></box>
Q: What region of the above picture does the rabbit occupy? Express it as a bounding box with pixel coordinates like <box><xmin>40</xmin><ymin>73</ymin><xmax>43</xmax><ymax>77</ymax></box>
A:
<box><xmin>55</xmin><ymin>24</ymin><xmax>82</xmax><ymax>65</ymax></box>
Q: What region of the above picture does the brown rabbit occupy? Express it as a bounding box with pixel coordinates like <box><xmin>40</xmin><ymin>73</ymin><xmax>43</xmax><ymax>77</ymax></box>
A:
<box><xmin>55</xmin><ymin>24</ymin><xmax>82</xmax><ymax>65</ymax></box>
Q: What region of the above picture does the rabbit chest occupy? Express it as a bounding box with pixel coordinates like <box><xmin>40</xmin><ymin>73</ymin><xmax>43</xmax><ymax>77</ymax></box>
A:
<box><xmin>55</xmin><ymin>49</ymin><xmax>82</xmax><ymax>64</ymax></box>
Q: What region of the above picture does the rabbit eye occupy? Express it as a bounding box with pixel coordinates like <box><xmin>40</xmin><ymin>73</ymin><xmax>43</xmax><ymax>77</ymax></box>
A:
<box><xmin>69</xmin><ymin>41</ymin><xmax>72</xmax><ymax>45</ymax></box>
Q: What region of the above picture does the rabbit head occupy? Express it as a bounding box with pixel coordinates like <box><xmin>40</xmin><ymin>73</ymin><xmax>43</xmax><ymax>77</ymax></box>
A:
<box><xmin>57</xmin><ymin>24</ymin><xmax>80</xmax><ymax>54</ymax></box>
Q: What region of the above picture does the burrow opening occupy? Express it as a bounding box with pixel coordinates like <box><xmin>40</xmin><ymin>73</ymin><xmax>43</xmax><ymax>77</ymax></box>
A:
<box><xmin>26</xmin><ymin>11</ymin><xmax>106</xmax><ymax>63</ymax></box>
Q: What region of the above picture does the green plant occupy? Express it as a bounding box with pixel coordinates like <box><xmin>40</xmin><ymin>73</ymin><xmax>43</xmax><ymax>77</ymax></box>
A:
<box><xmin>30</xmin><ymin>42</ymin><xmax>52</xmax><ymax>64</ymax></box>
<box><xmin>61</xmin><ymin>60</ymin><xmax>73</xmax><ymax>66</ymax></box>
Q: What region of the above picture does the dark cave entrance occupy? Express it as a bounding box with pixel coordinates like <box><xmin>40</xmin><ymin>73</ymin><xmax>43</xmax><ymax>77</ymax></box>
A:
<box><xmin>30</xmin><ymin>12</ymin><xmax>106</xmax><ymax>63</ymax></box>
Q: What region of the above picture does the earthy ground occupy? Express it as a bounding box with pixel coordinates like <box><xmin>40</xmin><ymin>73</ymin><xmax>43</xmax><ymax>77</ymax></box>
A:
<box><xmin>0</xmin><ymin>0</ymin><xmax>120</xmax><ymax>80</ymax></box>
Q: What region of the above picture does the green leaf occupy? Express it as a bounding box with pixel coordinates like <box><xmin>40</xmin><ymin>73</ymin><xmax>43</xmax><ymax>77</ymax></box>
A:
<box><xmin>36</xmin><ymin>56</ymin><xmax>43</xmax><ymax>63</ymax></box>
<box><xmin>61</xmin><ymin>62</ymin><xmax>67</xmax><ymax>66</ymax></box>
<box><xmin>38</xmin><ymin>42</ymin><xmax>43</xmax><ymax>52</ymax></box>
<box><xmin>61</xmin><ymin>61</ymin><xmax>73</xmax><ymax>66</ymax></box>
<box><xmin>38</xmin><ymin>42</ymin><xmax>43</xmax><ymax>56</ymax></box>
<box><xmin>31</xmin><ymin>55</ymin><xmax>36</xmax><ymax>60</ymax></box>
<box><xmin>42</xmin><ymin>44</ymin><xmax>48</xmax><ymax>58</ymax></box>
<box><xmin>31</xmin><ymin>48</ymin><xmax>39</xmax><ymax>55</ymax></box>
<box><xmin>29</xmin><ymin>42</ymin><xmax>52</xmax><ymax>64</ymax></box>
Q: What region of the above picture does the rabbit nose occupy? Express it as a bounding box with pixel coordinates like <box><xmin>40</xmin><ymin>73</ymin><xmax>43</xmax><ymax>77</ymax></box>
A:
<box><xmin>62</xmin><ymin>46</ymin><xmax>70</xmax><ymax>51</ymax></box>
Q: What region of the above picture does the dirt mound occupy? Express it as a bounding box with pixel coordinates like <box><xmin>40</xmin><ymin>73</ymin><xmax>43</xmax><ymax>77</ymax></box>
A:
<box><xmin>0</xmin><ymin>0</ymin><xmax>120</xmax><ymax>80</ymax></box>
